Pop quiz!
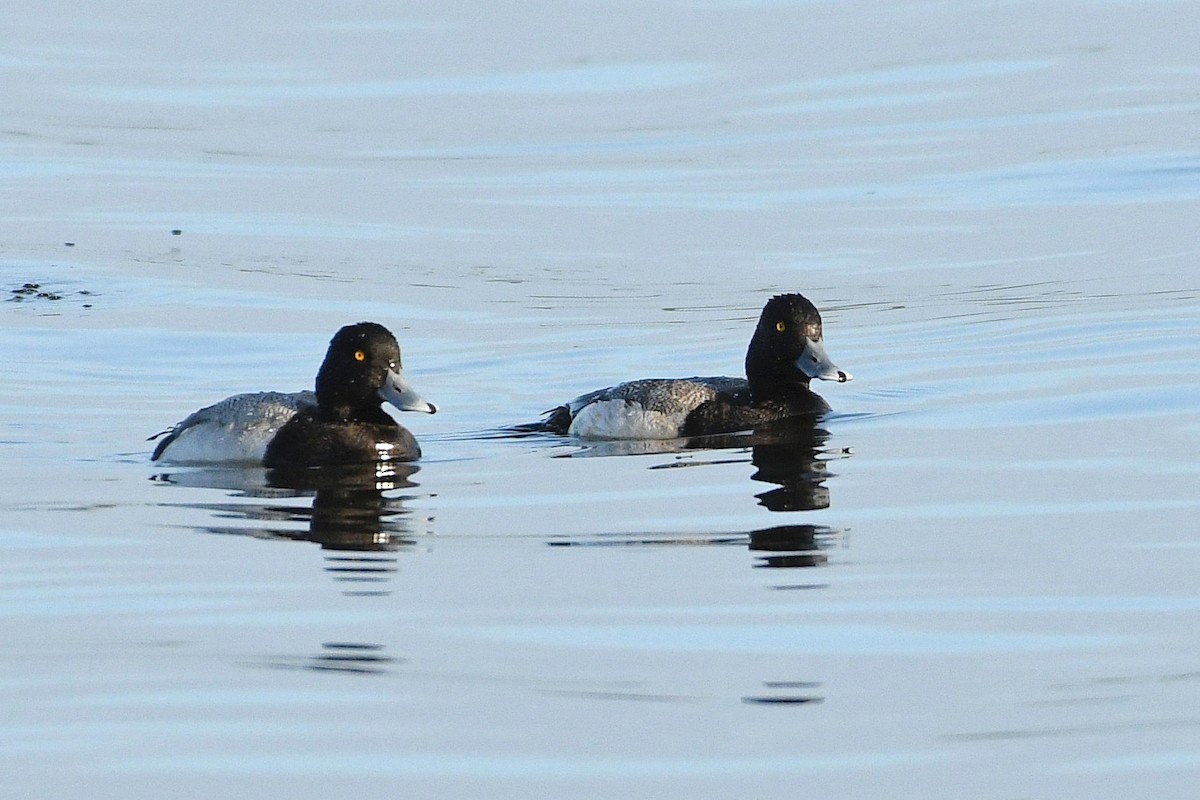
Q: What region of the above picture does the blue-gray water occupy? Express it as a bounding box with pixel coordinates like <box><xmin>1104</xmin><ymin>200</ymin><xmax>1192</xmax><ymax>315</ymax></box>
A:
<box><xmin>4</xmin><ymin>1</ymin><xmax>1200</xmax><ymax>797</ymax></box>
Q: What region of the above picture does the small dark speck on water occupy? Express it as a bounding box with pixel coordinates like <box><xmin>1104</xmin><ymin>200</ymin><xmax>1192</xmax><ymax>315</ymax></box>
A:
<box><xmin>64</xmin><ymin>242</ymin><xmax>75</xmax><ymax>247</ymax></box>
<box><xmin>171</xmin><ymin>229</ymin><xmax>182</xmax><ymax>236</ymax></box>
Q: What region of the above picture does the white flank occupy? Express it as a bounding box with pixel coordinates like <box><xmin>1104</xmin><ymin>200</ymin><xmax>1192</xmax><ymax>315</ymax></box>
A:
<box><xmin>155</xmin><ymin>419</ymin><xmax>281</xmax><ymax>464</ymax></box>
<box><xmin>154</xmin><ymin>391</ymin><xmax>311</xmax><ymax>464</ymax></box>
<box><xmin>567</xmin><ymin>399</ymin><xmax>688</xmax><ymax>440</ymax></box>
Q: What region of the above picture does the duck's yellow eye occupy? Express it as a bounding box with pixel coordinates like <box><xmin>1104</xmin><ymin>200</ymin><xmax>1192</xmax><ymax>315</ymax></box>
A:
<box><xmin>354</xmin><ymin>350</ymin><xmax>366</xmax><ymax>362</ymax></box>
<box><xmin>775</xmin><ymin>321</ymin><xmax>786</xmax><ymax>332</ymax></box>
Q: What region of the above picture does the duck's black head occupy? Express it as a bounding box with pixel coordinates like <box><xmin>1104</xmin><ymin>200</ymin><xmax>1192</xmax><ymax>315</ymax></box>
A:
<box><xmin>314</xmin><ymin>322</ymin><xmax>438</xmax><ymax>422</ymax></box>
<box><xmin>744</xmin><ymin>294</ymin><xmax>851</xmax><ymax>402</ymax></box>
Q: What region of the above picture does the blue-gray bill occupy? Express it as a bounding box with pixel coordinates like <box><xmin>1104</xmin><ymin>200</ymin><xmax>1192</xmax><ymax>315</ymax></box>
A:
<box><xmin>796</xmin><ymin>338</ymin><xmax>852</xmax><ymax>383</ymax></box>
<box><xmin>379</xmin><ymin>367</ymin><xmax>438</xmax><ymax>414</ymax></box>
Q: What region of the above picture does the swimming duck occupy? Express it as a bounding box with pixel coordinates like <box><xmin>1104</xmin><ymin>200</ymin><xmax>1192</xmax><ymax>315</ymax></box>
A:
<box><xmin>150</xmin><ymin>322</ymin><xmax>437</xmax><ymax>467</ymax></box>
<box><xmin>524</xmin><ymin>294</ymin><xmax>850</xmax><ymax>439</ymax></box>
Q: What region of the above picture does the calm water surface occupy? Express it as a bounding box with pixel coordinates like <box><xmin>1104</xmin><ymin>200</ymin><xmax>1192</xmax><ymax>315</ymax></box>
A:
<box><xmin>3</xmin><ymin>1</ymin><xmax>1200</xmax><ymax>798</ymax></box>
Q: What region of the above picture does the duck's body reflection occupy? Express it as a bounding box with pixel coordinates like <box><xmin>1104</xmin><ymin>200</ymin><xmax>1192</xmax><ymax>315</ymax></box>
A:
<box><xmin>564</xmin><ymin>416</ymin><xmax>841</xmax><ymax>512</ymax></box>
<box><xmin>538</xmin><ymin>415</ymin><xmax>848</xmax><ymax>568</ymax></box>
<box><xmin>749</xmin><ymin>525</ymin><xmax>834</xmax><ymax>568</ymax></box>
<box><xmin>675</xmin><ymin>418</ymin><xmax>838</xmax><ymax>512</ymax></box>
<box><xmin>152</xmin><ymin>463</ymin><xmax>424</xmax><ymax>593</ymax></box>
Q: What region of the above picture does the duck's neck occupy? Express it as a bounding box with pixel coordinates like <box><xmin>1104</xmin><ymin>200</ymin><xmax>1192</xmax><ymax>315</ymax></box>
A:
<box><xmin>318</xmin><ymin>398</ymin><xmax>395</xmax><ymax>426</ymax></box>
<box><xmin>745</xmin><ymin>338</ymin><xmax>810</xmax><ymax>403</ymax></box>
<box><xmin>314</xmin><ymin>366</ymin><xmax>395</xmax><ymax>425</ymax></box>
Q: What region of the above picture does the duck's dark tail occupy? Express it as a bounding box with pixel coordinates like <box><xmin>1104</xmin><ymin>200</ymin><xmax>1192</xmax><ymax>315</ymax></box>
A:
<box><xmin>503</xmin><ymin>405</ymin><xmax>573</xmax><ymax>436</ymax></box>
<box><xmin>147</xmin><ymin>427</ymin><xmax>179</xmax><ymax>461</ymax></box>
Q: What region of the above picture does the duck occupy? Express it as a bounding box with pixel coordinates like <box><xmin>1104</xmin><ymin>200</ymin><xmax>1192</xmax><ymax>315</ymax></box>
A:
<box><xmin>523</xmin><ymin>294</ymin><xmax>850</xmax><ymax>440</ymax></box>
<box><xmin>150</xmin><ymin>322</ymin><xmax>437</xmax><ymax>467</ymax></box>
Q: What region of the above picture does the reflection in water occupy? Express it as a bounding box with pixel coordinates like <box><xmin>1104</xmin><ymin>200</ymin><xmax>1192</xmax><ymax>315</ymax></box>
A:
<box><xmin>750</xmin><ymin>525</ymin><xmax>835</xmax><ymax>568</ymax></box>
<box><xmin>263</xmin><ymin>641</ymin><xmax>401</xmax><ymax>675</ymax></box>
<box><xmin>151</xmin><ymin>463</ymin><xmax>425</xmax><ymax>594</ymax></box>
<box><xmin>512</xmin><ymin>415</ymin><xmax>846</xmax><ymax>512</ymax></box>
<box><xmin>743</xmin><ymin>680</ymin><xmax>826</xmax><ymax>705</ymax></box>
<box><xmin>743</xmin><ymin>422</ymin><xmax>837</xmax><ymax>512</ymax></box>
<box><xmin>677</xmin><ymin>422</ymin><xmax>843</xmax><ymax>509</ymax></box>
<box><xmin>542</xmin><ymin>417</ymin><xmax>847</xmax><ymax>569</ymax></box>
<box><xmin>548</xmin><ymin>524</ymin><xmax>844</xmax><ymax>570</ymax></box>
<box><xmin>644</xmin><ymin>419</ymin><xmax>842</xmax><ymax>511</ymax></box>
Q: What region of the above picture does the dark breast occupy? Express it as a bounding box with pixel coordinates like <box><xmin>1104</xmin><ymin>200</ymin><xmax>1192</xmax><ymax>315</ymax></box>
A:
<box><xmin>263</xmin><ymin>411</ymin><xmax>420</xmax><ymax>468</ymax></box>
<box><xmin>681</xmin><ymin>389</ymin><xmax>830</xmax><ymax>437</ymax></box>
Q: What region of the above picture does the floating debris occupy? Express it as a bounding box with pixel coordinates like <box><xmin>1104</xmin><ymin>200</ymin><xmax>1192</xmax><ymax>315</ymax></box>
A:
<box><xmin>8</xmin><ymin>282</ymin><xmax>94</xmax><ymax>306</ymax></box>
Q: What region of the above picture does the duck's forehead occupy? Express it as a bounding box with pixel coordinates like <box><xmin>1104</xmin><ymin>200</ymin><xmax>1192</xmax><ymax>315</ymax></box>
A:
<box><xmin>780</xmin><ymin>302</ymin><xmax>821</xmax><ymax>332</ymax></box>
<box><xmin>374</xmin><ymin>337</ymin><xmax>402</xmax><ymax>362</ymax></box>
<box><xmin>352</xmin><ymin>328</ymin><xmax>394</xmax><ymax>351</ymax></box>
